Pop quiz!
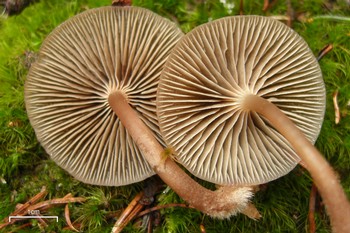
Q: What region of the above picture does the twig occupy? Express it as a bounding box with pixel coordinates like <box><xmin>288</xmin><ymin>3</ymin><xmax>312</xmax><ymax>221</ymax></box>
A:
<box><xmin>10</xmin><ymin>186</ymin><xmax>47</xmax><ymax>218</ymax></box>
<box><xmin>64</xmin><ymin>193</ymin><xmax>73</xmax><ymax>198</ymax></box>
<box><xmin>0</xmin><ymin>192</ymin><xmax>85</xmax><ymax>229</ymax></box>
<box><xmin>268</xmin><ymin>15</ymin><xmax>290</xmax><ymax>21</ymax></box>
<box><xmin>33</xmin><ymin>214</ymin><xmax>49</xmax><ymax>228</ymax></box>
<box><xmin>62</xmin><ymin>223</ymin><xmax>82</xmax><ymax>231</ymax></box>
<box><xmin>0</xmin><ymin>186</ymin><xmax>47</xmax><ymax>229</ymax></box>
<box><xmin>308</xmin><ymin>183</ymin><xmax>318</xmax><ymax>233</ymax></box>
<box><xmin>286</xmin><ymin>0</ymin><xmax>293</xmax><ymax>27</ymax></box>
<box><xmin>239</xmin><ymin>0</ymin><xmax>243</xmax><ymax>15</ymax></box>
<box><xmin>316</xmin><ymin>43</ymin><xmax>338</xmax><ymax>127</ymax></box>
<box><xmin>110</xmin><ymin>176</ymin><xmax>165</xmax><ymax>232</ymax></box>
<box><xmin>65</xmin><ymin>203</ymin><xmax>79</xmax><ymax>232</ymax></box>
<box><xmin>62</xmin><ymin>192</ymin><xmax>81</xmax><ymax>232</ymax></box>
<box><xmin>333</xmin><ymin>90</ymin><xmax>340</xmax><ymax>124</ymax></box>
<box><xmin>136</xmin><ymin>203</ymin><xmax>194</xmax><ymax>218</ymax></box>
<box><xmin>317</xmin><ymin>44</ymin><xmax>333</xmax><ymax>61</ymax></box>
<box><xmin>27</xmin><ymin>197</ymin><xmax>86</xmax><ymax>212</ymax></box>
<box><xmin>112</xmin><ymin>0</ymin><xmax>131</xmax><ymax>6</ymax></box>
<box><xmin>111</xmin><ymin>192</ymin><xmax>144</xmax><ymax>233</ymax></box>
<box><xmin>263</xmin><ymin>0</ymin><xmax>278</xmax><ymax>11</ymax></box>
<box><xmin>146</xmin><ymin>215</ymin><xmax>151</xmax><ymax>233</ymax></box>
<box><xmin>105</xmin><ymin>210</ymin><xmax>123</xmax><ymax>220</ymax></box>
<box><xmin>316</xmin><ymin>44</ymin><xmax>337</xmax><ymax>126</ymax></box>
<box><xmin>263</xmin><ymin>0</ymin><xmax>269</xmax><ymax>11</ymax></box>
<box><xmin>310</xmin><ymin>15</ymin><xmax>350</xmax><ymax>22</ymax></box>
<box><xmin>0</xmin><ymin>189</ymin><xmax>85</xmax><ymax>232</ymax></box>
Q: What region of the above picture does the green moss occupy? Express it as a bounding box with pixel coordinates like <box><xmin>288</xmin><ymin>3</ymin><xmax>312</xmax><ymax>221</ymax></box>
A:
<box><xmin>1</xmin><ymin>0</ymin><xmax>350</xmax><ymax>232</ymax></box>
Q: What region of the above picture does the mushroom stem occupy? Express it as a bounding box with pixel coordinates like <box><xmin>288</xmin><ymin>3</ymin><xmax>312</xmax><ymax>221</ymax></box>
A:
<box><xmin>243</xmin><ymin>94</ymin><xmax>350</xmax><ymax>233</ymax></box>
<box><xmin>108</xmin><ymin>91</ymin><xmax>254</xmax><ymax>218</ymax></box>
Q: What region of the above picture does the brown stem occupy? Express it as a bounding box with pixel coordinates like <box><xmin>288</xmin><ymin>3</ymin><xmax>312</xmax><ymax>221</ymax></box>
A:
<box><xmin>243</xmin><ymin>94</ymin><xmax>350</xmax><ymax>233</ymax></box>
<box><xmin>308</xmin><ymin>183</ymin><xmax>317</xmax><ymax>233</ymax></box>
<box><xmin>108</xmin><ymin>91</ymin><xmax>254</xmax><ymax>219</ymax></box>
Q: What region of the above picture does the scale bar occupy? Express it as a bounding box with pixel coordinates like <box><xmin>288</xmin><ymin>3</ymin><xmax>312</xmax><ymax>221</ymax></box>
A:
<box><xmin>9</xmin><ymin>216</ymin><xmax>58</xmax><ymax>222</ymax></box>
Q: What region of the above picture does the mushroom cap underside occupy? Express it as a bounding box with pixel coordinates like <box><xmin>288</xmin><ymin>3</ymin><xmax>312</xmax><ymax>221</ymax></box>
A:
<box><xmin>25</xmin><ymin>6</ymin><xmax>184</xmax><ymax>186</ymax></box>
<box><xmin>157</xmin><ymin>15</ymin><xmax>325</xmax><ymax>185</ymax></box>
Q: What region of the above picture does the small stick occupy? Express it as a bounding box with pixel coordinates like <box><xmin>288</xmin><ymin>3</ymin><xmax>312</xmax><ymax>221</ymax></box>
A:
<box><xmin>65</xmin><ymin>204</ymin><xmax>79</xmax><ymax>232</ymax></box>
<box><xmin>333</xmin><ymin>90</ymin><xmax>340</xmax><ymax>124</ymax></box>
<box><xmin>0</xmin><ymin>222</ymin><xmax>12</xmax><ymax>230</ymax></box>
<box><xmin>268</xmin><ymin>15</ymin><xmax>290</xmax><ymax>21</ymax></box>
<box><xmin>35</xmin><ymin>215</ymin><xmax>48</xmax><ymax>228</ymax></box>
<box><xmin>263</xmin><ymin>0</ymin><xmax>278</xmax><ymax>11</ymax></box>
<box><xmin>111</xmin><ymin>192</ymin><xmax>144</xmax><ymax>233</ymax></box>
<box><xmin>63</xmin><ymin>193</ymin><xmax>73</xmax><ymax>198</ymax></box>
<box><xmin>10</xmin><ymin>186</ymin><xmax>47</xmax><ymax>218</ymax></box>
<box><xmin>1</xmin><ymin>191</ymin><xmax>84</xmax><ymax>231</ymax></box>
<box><xmin>147</xmin><ymin>214</ymin><xmax>153</xmax><ymax>233</ymax></box>
<box><xmin>239</xmin><ymin>0</ymin><xmax>244</xmax><ymax>15</ymax></box>
<box><xmin>286</xmin><ymin>0</ymin><xmax>293</xmax><ymax>27</ymax></box>
<box><xmin>308</xmin><ymin>183</ymin><xmax>318</xmax><ymax>233</ymax></box>
<box><xmin>105</xmin><ymin>210</ymin><xmax>123</xmax><ymax>220</ymax></box>
<box><xmin>136</xmin><ymin>203</ymin><xmax>194</xmax><ymax>218</ymax></box>
<box><xmin>63</xmin><ymin>223</ymin><xmax>82</xmax><ymax>231</ymax></box>
<box><xmin>63</xmin><ymin>194</ymin><xmax>79</xmax><ymax>232</ymax></box>
<box><xmin>112</xmin><ymin>0</ymin><xmax>131</xmax><ymax>6</ymax></box>
<box><xmin>311</xmin><ymin>15</ymin><xmax>350</xmax><ymax>22</ymax></box>
<box><xmin>27</xmin><ymin>197</ymin><xmax>86</xmax><ymax>212</ymax></box>
<box><xmin>0</xmin><ymin>217</ymin><xmax>31</xmax><ymax>229</ymax></box>
<box><xmin>317</xmin><ymin>44</ymin><xmax>333</xmax><ymax>61</ymax></box>
<box><xmin>0</xmin><ymin>186</ymin><xmax>47</xmax><ymax>229</ymax></box>
<box><xmin>115</xmin><ymin>201</ymin><xmax>144</xmax><ymax>232</ymax></box>
<box><xmin>263</xmin><ymin>0</ymin><xmax>269</xmax><ymax>11</ymax></box>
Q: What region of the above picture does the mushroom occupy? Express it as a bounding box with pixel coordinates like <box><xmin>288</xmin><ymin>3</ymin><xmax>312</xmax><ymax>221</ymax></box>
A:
<box><xmin>24</xmin><ymin>6</ymin><xmax>184</xmax><ymax>186</ymax></box>
<box><xmin>156</xmin><ymin>16</ymin><xmax>350</xmax><ymax>232</ymax></box>
<box><xmin>25</xmin><ymin>6</ymin><xmax>255</xmax><ymax>219</ymax></box>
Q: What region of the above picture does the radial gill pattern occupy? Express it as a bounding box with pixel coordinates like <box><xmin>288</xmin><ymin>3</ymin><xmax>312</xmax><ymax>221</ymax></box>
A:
<box><xmin>157</xmin><ymin>16</ymin><xmax>325</xmax><ymax>185</ymax></box>
<box><xmin>25</xmin><ymin>6</ymin><xmax>183</xmax><ymax>186</ymax></box>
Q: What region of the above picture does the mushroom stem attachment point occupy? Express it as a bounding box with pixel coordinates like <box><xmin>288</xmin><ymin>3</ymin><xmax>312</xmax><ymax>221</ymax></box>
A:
<box><xmin>243</xmin><ymin>94</ymin><xmax>350</xmax><ymax>233</ymax></box>
<box><xmin>108</xmin><ymin>91</ymin><xmax>254</xmax><ymax>218</ymax></box>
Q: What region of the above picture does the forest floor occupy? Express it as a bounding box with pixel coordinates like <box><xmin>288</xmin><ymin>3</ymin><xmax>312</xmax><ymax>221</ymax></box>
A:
<box><xmin>0</xmin><ymin>0</ymin><xmax>349</xmax><ymax>232</ymax></box>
